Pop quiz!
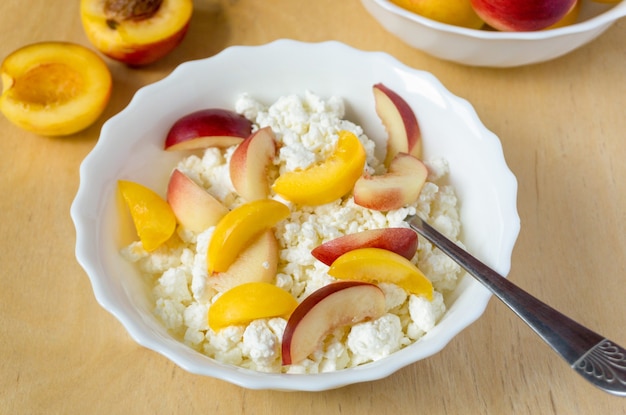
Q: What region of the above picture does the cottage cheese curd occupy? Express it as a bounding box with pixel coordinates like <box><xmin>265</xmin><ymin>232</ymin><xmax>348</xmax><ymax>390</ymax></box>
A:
<box><xmin>122</xmin><ymin>91</ymin><xmax>464</xmax><ymax>374</ymax></box>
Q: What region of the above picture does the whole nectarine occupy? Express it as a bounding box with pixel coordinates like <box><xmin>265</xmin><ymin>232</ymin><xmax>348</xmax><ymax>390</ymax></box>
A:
<box><xmin>470</xmin><ymin>0</ymin><xmax>577</xmax><ymax>31</ymax></box>
<box><xmin>0</xmin><ymin>42</ymin><xmax>112</xmax><ymax>136</ymax></box>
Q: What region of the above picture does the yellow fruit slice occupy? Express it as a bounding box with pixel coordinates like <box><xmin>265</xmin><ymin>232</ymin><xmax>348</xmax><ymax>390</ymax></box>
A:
<box><xmin>209</xmin><ymin>282</ymin><xmax>298</xmax><ymax>331</ymax></box>
<box><xmin>207</xmin><ymin>199</ymin><xmax>290</xmax><ymax>273</ymax></box>
<box><xmin>272</xmin><ymin>130</ymin><xmax>366</xmax><ymax>205</ymax></box>
<box><xmin>328</xmin><ymin>247</ymin><xmax>433</xmax><ymax>299</ymax></box>
<box><xmin>118</xmin><ymin>180</ymin><xmax>177</xmax><ymax>251</ymax></box>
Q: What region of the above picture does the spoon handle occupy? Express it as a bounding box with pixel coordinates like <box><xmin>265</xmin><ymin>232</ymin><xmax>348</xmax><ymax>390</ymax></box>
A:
<box><xmin>407</xmin><ymin>215</ymin><xmax>626</xmax><ymax>397</ymax></box>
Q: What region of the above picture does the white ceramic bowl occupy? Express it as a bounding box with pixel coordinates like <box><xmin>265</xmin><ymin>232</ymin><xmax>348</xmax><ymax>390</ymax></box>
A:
<box><xmin>361</xmin><ymin>0</ymin><xmax>626</xmax><ymax>67</ymax></box>
<box><xmin>71</xmin><ymin>40</ymin><xmax>519</xmax><ymax>391</ymax></box>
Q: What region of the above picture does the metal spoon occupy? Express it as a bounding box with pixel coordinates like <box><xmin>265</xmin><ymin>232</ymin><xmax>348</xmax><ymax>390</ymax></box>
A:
<box><xmin>406</xmin><ymin>215</ymin><xmax>626</xmax><ymax>397</ymax></box>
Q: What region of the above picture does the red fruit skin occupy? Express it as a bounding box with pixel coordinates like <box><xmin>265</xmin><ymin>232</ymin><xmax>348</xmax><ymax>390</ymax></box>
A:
<box><xmin>105</xmin><ymin>22</ymin><xmax>190</xmax><ymax>66</ymax></box>
<box><xmin>164</xmin><ymin>108</ymin><xmax>253</xmax><ymax>151</ymax></box>
<box><xmin>470</xmin><ymin>0</ymin><xmax>576</xmax><ymax>31</ymax></box>
<box><xmin>311</xmin><ymin>228</ymin><xmax>418</xmax><ymax>266</ymax></box>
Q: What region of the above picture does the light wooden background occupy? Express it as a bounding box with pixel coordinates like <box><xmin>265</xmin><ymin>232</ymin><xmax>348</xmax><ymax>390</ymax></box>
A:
<box><xmin>1</xmin><ymin>1</ymin><xmax>625</xmax><ymax>413</ymax></box>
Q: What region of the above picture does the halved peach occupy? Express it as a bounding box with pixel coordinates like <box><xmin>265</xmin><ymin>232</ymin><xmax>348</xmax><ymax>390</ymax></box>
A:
<box><xmin>0</xmin><ymin>42</ymin><xmax>112</xmax><ymax>136</ymax></box>
<box><xmin>80</xmin><ymin>0</ymin><xmax>193</xmax><ymax>66</ymax></box>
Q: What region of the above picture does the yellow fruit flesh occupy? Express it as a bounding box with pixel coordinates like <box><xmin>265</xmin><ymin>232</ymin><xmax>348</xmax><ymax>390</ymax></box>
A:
<box><xmin>118</xmin><ymin>180</ymin><xmax>177</xmax><ymax>252</ymax></box>
<box><xmin>80</xmin><ymin>0</ymin><xmax>192</xmax><ymax>46</ymax></box>
<box><xmin>207</xmin><ymin>199</ymin><xmax>290</xmax><ymax>273</ymax></box>
<box><xmin>391</xmin><ymin>0</ymin><xmax>484</xmax><ymax>29</ymax></box>
<box><xmin>0</xmin><ymin>42</ymin><xmax>112</xmax><ymax>136</ymax></box>
<box><xmin>272</xmin><ymin>130</ymin><xmax>366</xmax><ymax>205</ymax></box>
<box><xmin>328</xmin><ymin>247</ymin><xmax>433</xmax><ymax>299</ymax></box>
<box><xmin>209</xmin><ymin>282</ymin><xmax>298</xmax><ymax>331</ymax></box>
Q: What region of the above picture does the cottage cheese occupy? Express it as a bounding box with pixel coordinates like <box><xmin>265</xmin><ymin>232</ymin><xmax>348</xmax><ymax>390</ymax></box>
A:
<box><xmin>122</xmin><ymin>91</ymin><xmax>464</xmax><ymax>373</ymax></box>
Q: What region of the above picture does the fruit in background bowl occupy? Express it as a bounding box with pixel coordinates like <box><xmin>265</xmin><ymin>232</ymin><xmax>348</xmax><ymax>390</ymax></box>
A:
<box><xmin>470</xmin><ymin>0</ymin><xmax>577</xmax><ymax>31</ymax></box>
<box><xmin>80</xmin><ymin>0</ymin><xmax>193</xmax><ymax>66</ymax></box>
<box><xmin>390</xmin><ymin>0</ymin><xmax>484</xmax><ymax>29</ymax></box>
<box><xmin>164</xmin><ymin>108</ymin><xmax>253</xmax><ymax>151</ymax></box>
<box><xmin>545</xmin><ymin>0</ymin><xmax>580</xmax><ymax>29</ymax></box>
<box><xmin>0</xmin><ymin>42</ymin><xmax>112</xmax><ymax>136</ymax></box>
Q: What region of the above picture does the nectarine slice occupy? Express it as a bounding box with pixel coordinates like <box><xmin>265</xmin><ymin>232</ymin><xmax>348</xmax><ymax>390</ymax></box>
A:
<box><xmin>353</xmin><ymin>153</ymin><xmax>428</xmax><ymax>211</ymax></box>
<box><xmin>311</xmin><ymin>227</ymin><xmax>418</xmax><ymax>266</ymax></box>
<box><xmin>164</xmin><ymin>108</ymin><xmax>253</xmax><ymax>151</ymax></box>
<box><xmin>166</xmin><ymin>169</ymin><xmax>228</xmax><ymax>232</ymax></box>
<box><xmin>207</xmin><ymin>199</ymin><xmax>290</xmax><ymax>274</ymax></box>
<box><xmin>118</xmin><ymin>179</ymin><xmax>177</xmax><ymax>251</ymax></box>
<box><xmin>373</xmin><ymin>83</ymin><xmax>422</xmax><ymax>166</ymax></box>
<box><xmin>328</xmin><ymin>247</ymin><xmax>433</xmax><ymax>299</ymax></box>
<box><xmin>272</xmin><ymin>130</ymin><xmax>366</xmax><ymax>205</ymax></box>
<box><xmin>80</xmin><ymin>0</ymin><xmax>193</xmax><ymax>66</ymax></box>
<box><xmin>0</xmin><ymin>42</ymin><xmax>112</xmax><ymax>136</ymax></box>
<box><xmin>209</xmin><ymin>230</ymin><xmax>279</xmax><ymax>293</ymax></box>
<box><xmin>281</xmin><ymin>281</ymin><xmax>385</xmax><ymax>365</ymax></box>
<box><xmin>230</xmin><ymin>126</ymin><xmax>277</xmax><ymax>201</ymax></box>
<box><xmin>208</xmin><ymin>282</ymin><xmax>297</xmax><ymax>331</ymax></box>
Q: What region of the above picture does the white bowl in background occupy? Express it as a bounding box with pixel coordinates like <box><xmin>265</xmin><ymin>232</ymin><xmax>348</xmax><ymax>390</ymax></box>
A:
<box><xmin>71</xmin><ymin>40</ymin><xmax>520</xmax><ymax>391</ymax></box>
<box><xmin>361</xmin><ymin>0</ymin><xmax>626</xmax><ymax>67</ymax></box>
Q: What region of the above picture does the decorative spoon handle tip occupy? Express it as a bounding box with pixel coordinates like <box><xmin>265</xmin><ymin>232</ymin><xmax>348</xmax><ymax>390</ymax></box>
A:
<box><xmin>406</xmin><ymin>215</ymin><xmax>626</xmax><ymax>397</ymax></box>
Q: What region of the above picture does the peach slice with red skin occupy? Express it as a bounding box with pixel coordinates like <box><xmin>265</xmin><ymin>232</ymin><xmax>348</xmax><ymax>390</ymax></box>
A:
<box><xmin>0</xmin><ymin>42</ymin><xmax>112</xmax><ymax>136</ymax></box>
<box><xmin>209</xmin><ymin>230</ymin><xmax>279</xmax><ymax>293</ymax></box>
<box><xmin>230</xmin><ymin>126</ymin><xmax>277</xmax><ymax>201</ymax></box>
<box><xmin>373</xmin><ymin>83</ymin><xmax>422</xmax><ymax>166</ymax></box>
<box><xmin>209</xmin><ymin>282</ymin><xmax>298</xmax><ymax>332</ymax></box>
<box><xmin>354</xmin><ymin>153</ymin><xmax>428</xmax><ymax>211</ymax></box>
<box><xmin>207</xmin><ymin>199</ymin><xmax>290</xmax><ymax>274</ymax></box>
<box><xmin>166</xmin><ymin>169</ymin><xmax>228</xmax><ymax>232</ymax></box>
<box><xmin>328</xmin><ymin>247</ymin><xmax>433</xmax><ymax>299</ymax></box>
<box><xmin>311</xmin><ymin>228</ymin><xmax>418</xmax><ymax>266</ymax></box>
<box><xmin>272</xmin><ymin>130</ymin><xmax>366</xmax><ymax>206</ymax></box>
<box><xmin>80</xmin><ymin>0</ymin><xmax>193</xmax><ymax>66</ymax></box>
<box><xmin>164</xmin><ymin>108</ymin><xmax>253</xmax><ymax>151</ymax></box>
<box><xmin>281</xmin><ymin>281</ymin><xmax>385</xmax><ymax>365</ymax></box>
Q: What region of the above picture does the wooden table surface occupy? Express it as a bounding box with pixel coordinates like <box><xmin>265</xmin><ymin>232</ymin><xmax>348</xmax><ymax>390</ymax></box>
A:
<box><xmin>2</xmin><ymin>0</ymin><xmax>625</xmax><ymax>413</ymax></box>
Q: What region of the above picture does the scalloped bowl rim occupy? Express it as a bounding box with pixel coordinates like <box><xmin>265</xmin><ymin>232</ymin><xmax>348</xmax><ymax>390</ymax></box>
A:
<box><xmin>71</xmin><ymin>40</ymin><xmax>520</xmax><ymax>391</ymax></box>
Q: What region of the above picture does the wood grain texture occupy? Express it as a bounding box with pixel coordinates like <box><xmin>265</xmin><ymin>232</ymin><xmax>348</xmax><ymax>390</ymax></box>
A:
<box><xmin>1</xmin><ymin>0</ymin><xmax>625</xmax><ymax>413</ymax></box>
